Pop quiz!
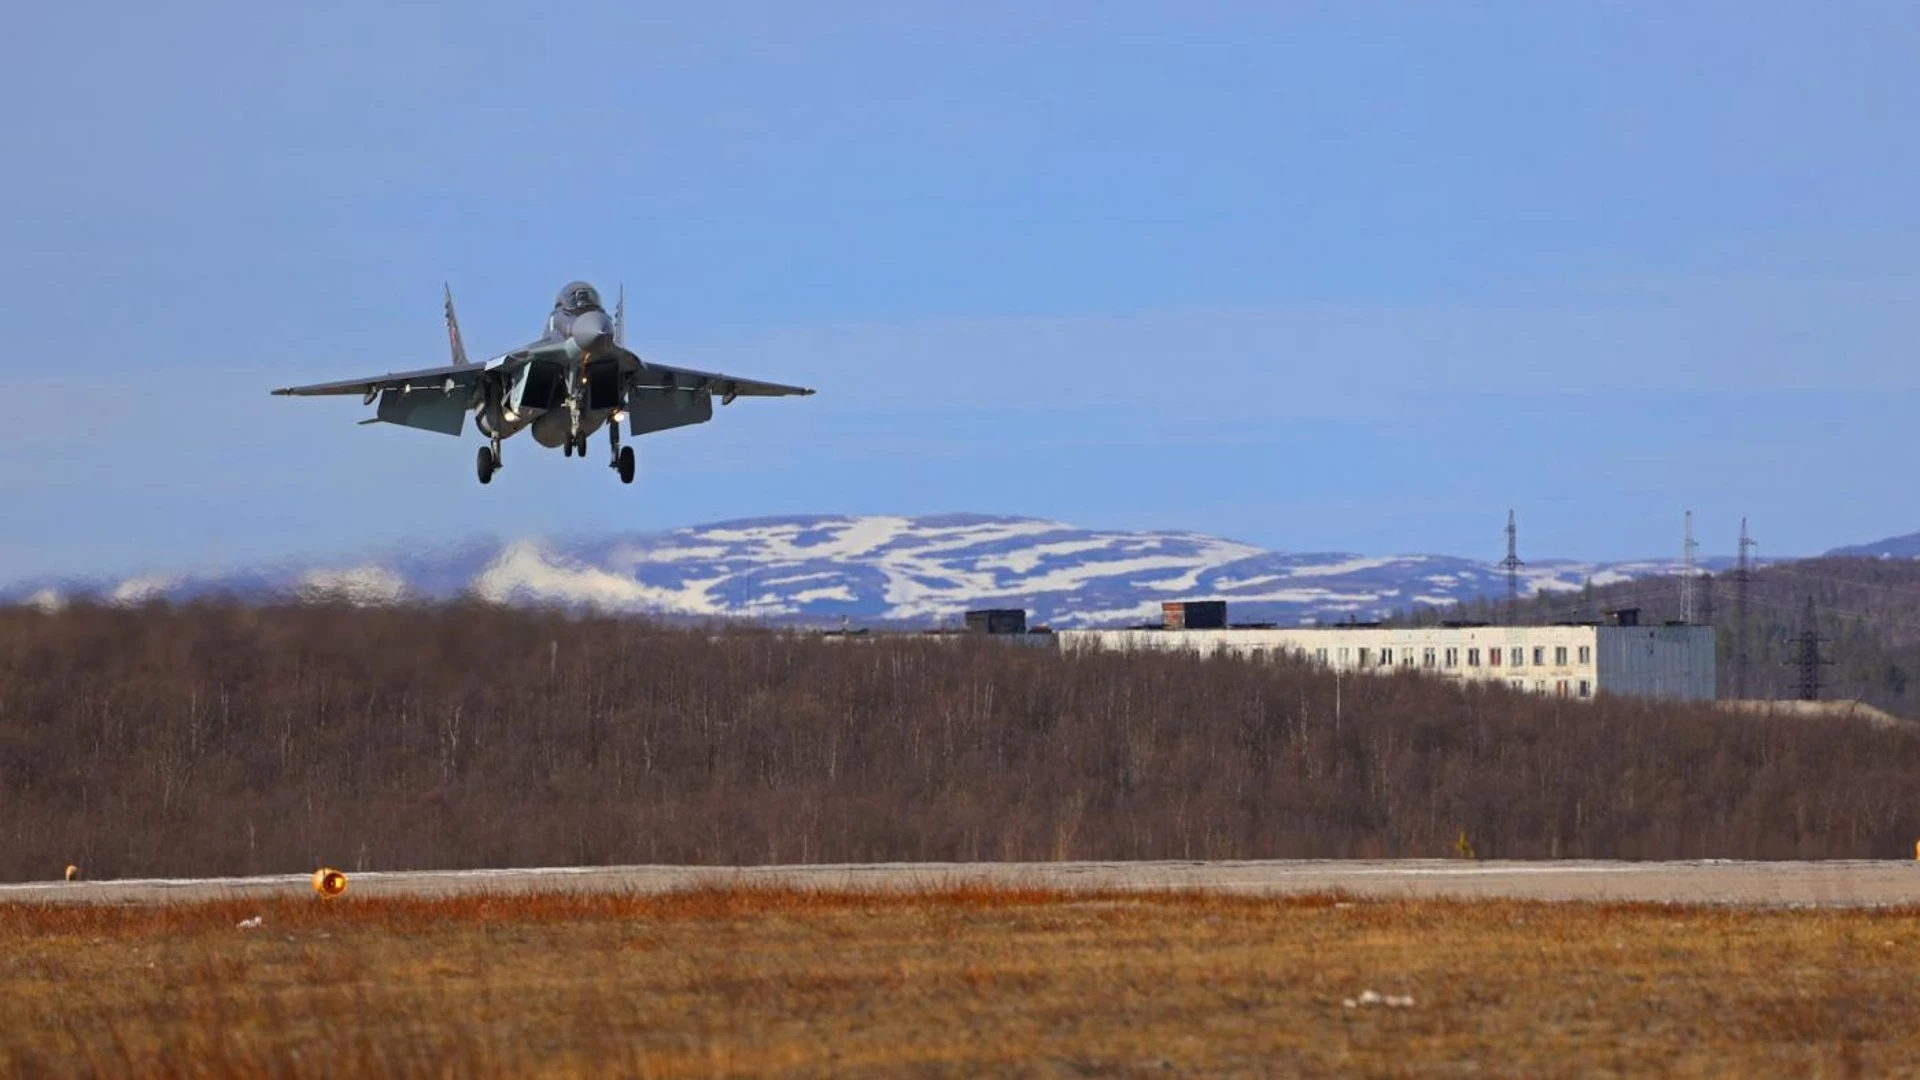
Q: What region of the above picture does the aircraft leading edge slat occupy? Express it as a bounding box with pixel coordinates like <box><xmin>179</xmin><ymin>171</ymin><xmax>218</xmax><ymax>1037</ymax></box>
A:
<box><xmin>271</xmin><ymin>281</ymin><xmax>814</xmax><ymax>485</ymax></box>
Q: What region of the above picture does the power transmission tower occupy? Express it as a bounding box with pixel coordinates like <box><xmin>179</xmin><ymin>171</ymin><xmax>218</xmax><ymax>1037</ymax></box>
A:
<box><xmin>1786</xmin><ymin>595</ymin><xmax>1832</xmax><ymax>702</ymax></box>
<box><xmin>1679</xmin><ymin>510</ymin><xmax>1698</xmax><ymax>625</ymax></box>
<box><xmin>1498</xmin><ymin>509</ymin><xmax>1524</xmax><ymax>625</ymax></box>
<box><xmin>1732</xmin><ymin>518</ymin><xmax>1756</xmax><ymax>698</ymax></box>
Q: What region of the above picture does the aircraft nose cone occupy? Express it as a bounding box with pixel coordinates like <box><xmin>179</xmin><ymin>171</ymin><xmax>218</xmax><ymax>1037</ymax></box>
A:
<box><xmin>571</xmin><ymin>310</ymin><xmax>613</xmax><ymax>355</ymax></box>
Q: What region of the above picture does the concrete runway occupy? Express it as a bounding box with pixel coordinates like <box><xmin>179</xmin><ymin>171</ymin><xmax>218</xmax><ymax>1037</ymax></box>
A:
<box><xmin>3</xmin><ymin>859</ymin><xmax>1917</xmax><ymax>907</ymax></box>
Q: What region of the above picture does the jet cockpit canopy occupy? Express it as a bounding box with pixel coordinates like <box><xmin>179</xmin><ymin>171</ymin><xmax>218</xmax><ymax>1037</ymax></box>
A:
<box><xmin>556</xmin><ymin>281</ymin><xmax>603</xmax><ymax>313</ymax></box>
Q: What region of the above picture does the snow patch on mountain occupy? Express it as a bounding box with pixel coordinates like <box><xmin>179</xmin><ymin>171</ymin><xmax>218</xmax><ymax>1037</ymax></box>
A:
<box><xmin>472</xmin><ymin>540</ymin><xmax>729</xmax><ymax>614</ymax></box>
<box><xmin>109</xmin><ymin>575</ymin><xmax>178</xmax><ymax>604</ymax></box>
<box><xmin>3</xmin><ymin>513</ymin><xmax>1726</xmax><ymax>629</ymax></box>
<box><xmin>297</xmin><ymin>566</ymin><xmax>407</xmax><ymax>605</ymax></box>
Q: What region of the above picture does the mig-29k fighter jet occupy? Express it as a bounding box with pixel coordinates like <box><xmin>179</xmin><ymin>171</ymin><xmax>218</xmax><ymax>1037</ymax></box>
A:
<box><xmin>271</xmin><ymin>281</ymin><xmax>814</xmax><ymax>484</ymax></box>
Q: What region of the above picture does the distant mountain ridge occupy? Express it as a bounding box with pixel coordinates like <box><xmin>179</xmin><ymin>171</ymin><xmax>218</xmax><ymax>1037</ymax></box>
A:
<box><xmin>1825</xmin><ymin>532</ymin><xmax>1920</xmax><ymax>559</ymax></box>
<box><xmin>6</xmin><ymin>513</ymin><xmax>1743</xmax><ymax>628</ymax></box>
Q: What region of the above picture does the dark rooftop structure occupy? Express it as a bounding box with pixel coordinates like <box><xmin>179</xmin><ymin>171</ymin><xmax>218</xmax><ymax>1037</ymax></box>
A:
<box><xmin>1161</xmin><ymin>600</ymin><xmax>1227</xmax><ymax>631</ymax></box>
<box><xmin>964</xmin><ymin>608</ymin><xmax>1028</xmax><ymax>635</ymax></box>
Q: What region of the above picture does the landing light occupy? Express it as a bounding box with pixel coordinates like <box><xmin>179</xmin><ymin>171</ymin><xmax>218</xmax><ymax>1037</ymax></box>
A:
<box><xmin>312</xmin><ymin>868</ymin><xmax>348</xmax><ymax>898</ymax></box>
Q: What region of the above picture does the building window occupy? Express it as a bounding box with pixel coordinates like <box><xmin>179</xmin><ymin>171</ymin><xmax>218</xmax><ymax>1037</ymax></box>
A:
<box><xmin>1403</xmin><ymin>650</ymin><xmax>1416</xmax><ymax>667</ymax></box>
<box><xmin>1444</xmin><ymin>647</ymin><xmax>1459</xmax><ymax>668</ymax></box>
<box><xmin>1578</xmin><ymin>645</ymin><xmax>1592</xmax><ymax>664</ymax></box>
<box><xmin>1511</xmin><ymin>647</ymin><xmax>1524</xmax><ymax>667</ymax></box>
<box><xmin>1578</xmin><ymin>679</ymin><xmax>1592</xmax><ymax>698</ymax></box>
<box><xmin>1509</xmin><ymin>678</ymin><xmax>1524</xmax><ymax>691</ymax></box>
<box><xmin>1467</xmin><ymin>647</ymin><xmax>1481</xmax><ymax>667</ymax></box>
<box><xmin>1337</xmin><ymin>647</ymin><xmax>1350</xmax><ymax>667</ymax></box>
<box><xmin>1315</xmin><ymin>648</ymin><xmax>1328</xmax><ymax>665</ymax></box>
<box><xmin>1532</xmin><ymin>646</ymin><xmax>1545</xmax><ymax>667</ymax></box>
<box><xmin>1356</xmin><ymin>647</ymin><xmax>1370</xmax><ymax>667</ymax></box>
<box><xmin>1489</xmin><ymin>648</ymin><xmax>1502</xmax><ymax>667</ymax></box>
<box><xmin>1556</xmin><ymin>680</ymin><xmax>1570</xmax><ymax>697</ymax></box>
<box><xmin>1422</xmin><ymin>648</ymin><xmax>1436</xmax><ymax>668</ymax></box>
<box><xmin>1380</xmin><ymin>648</ymin><xmax>1394</xmax><ymax>666</ymax></box>
<box><xmin>1555</xmin><ymin>646</ymin><xmax>1568</xmax><ymax>666</ymax></box>
<box><xmin>1534</xmin><ymin>680</ymin><xmax>1547</xmax><ymax>694</ymax></box>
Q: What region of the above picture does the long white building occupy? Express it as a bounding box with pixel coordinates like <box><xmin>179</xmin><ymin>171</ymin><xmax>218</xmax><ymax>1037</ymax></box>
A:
<box><xmin>1056</xmin><ymin>613</ymin><xmax>1716</xmax><ymax>702</ymax></box>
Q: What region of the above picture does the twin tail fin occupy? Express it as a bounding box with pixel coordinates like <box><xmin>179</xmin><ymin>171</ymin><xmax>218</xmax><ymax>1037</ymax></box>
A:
<box><xmin>443</xmin><ymin>283</ymin><xmax>470</xmax><ymax>366</ymax></box>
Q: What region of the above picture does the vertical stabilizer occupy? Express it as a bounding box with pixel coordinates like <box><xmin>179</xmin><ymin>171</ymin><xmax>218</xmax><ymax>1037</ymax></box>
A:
<box><xmin>443</xmin><ymin>283</ymin><xmax>470</xmax><ymax>366</ymax></box>
<box><xmin>614</xmin><ymin>282</ymin><xmax>625</xmax><ymax>347</ymax></box>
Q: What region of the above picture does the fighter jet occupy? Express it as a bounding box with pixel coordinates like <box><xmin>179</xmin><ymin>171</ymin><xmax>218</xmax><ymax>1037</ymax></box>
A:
<box><xmin>271</xmin><ymin>281</ymin><xmax>813</xmax><ymax>484</ymax></box>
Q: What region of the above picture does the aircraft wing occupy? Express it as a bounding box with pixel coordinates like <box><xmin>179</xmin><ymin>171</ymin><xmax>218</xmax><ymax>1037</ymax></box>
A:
<box><xmin>628</xmin><ymin>358</ymin><xmax>815</xmax><ymax>402</ymax></box>
<box><xmin>270</xmin><ymin>361</ymin><xmax>489</xmax><ymax>398</ymax></box>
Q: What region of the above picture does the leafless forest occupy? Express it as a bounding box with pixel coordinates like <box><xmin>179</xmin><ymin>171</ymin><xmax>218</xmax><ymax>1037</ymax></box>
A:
<box><xmin>3</xmin><ymin>601</ymin><xmax>1917</xmax><ymax>883</ymax></box>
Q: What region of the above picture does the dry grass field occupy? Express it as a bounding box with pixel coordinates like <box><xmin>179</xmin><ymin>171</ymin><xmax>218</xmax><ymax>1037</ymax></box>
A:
<box><xmin>4</xmin><ymin>886</ymin><xmax>1918</xmax><ymax>1078</ymax></box>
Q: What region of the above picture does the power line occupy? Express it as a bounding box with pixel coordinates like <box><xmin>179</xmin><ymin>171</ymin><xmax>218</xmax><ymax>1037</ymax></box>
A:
<box><xmin>1758</xmin><ymin>564</ymin><xmax>1920</xmax><ymax>604</ymax></box>
<box><xmin>1743</xmin><ymin>593</ymin><xmax>1920</xmax><ymax>637</ymax></box>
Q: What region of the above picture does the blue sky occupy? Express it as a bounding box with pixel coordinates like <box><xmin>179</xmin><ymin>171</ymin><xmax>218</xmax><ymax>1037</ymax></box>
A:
<box><xmin>5</xmin><ymin>1</ymin><xmax>1919</xmax><ymax>580</ymax></box>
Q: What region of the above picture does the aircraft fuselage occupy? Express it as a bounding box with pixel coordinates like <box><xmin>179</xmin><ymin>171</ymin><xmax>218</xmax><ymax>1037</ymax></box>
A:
<box><xmin>479</xmin><ymin>282</ymin><xmax>627</xmax><ymax>449</ymax></box>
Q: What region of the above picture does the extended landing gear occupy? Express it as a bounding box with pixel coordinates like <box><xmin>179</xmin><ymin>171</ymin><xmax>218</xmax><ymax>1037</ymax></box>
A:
<box><xmin>609</xmin><ymin>425</ymin><xmax>634</xmax><ymax>484</ymax></box>
<box><xmin>477</xmin><ymin>440</ymin><xmax>502</xmax><ymax>485</ymax></box>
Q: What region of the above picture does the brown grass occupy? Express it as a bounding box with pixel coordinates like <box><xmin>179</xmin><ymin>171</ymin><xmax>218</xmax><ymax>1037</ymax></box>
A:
<box><xmin>4</xmin><ymin>887</ymin><xmax>1918</xmax><ymax>1078</ymax></box>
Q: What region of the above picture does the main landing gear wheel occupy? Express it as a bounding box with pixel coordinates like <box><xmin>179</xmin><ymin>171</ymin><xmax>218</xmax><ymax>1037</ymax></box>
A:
<box><xmin>563</xmin><ymin>439</ymin><xmax>574</xmax><ymax>458</ymax></box>
<box><xmin>476</xmin><ymin>445</ymin><xmax>496</xmax><ymax>484</ymax></box>
<box><xmin>617</xmin><ymin>445</ymin><xmax>635</xmax><ymax>484</ymax></box>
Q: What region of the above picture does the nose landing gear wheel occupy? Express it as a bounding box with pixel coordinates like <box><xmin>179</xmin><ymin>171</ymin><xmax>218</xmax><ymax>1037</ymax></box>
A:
<box><xmin>563</xmin><ymin>439</ymin><xmax>574</xmax><ymax>458</ymax></box>
<box><xmin>476</xmin><ymin>445</ymin><xmax>496</xmax><ymax>484</ymax></box>
<box><xmin>617</xmin><ymin>445</ymin><xmax>635</xmax><ymax>484</ymax></box>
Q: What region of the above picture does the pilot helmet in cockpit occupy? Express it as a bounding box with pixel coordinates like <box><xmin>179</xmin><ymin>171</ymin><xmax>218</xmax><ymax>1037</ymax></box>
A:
<box><xmin>560</xmin><ymin>282</ymin><xmax>602</xmax><ymax>313</ymax></box>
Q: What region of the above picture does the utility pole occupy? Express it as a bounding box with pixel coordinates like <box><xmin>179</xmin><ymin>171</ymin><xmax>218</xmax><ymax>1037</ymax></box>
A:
<box><xmin>1679</xmin><ymin>510</ymin><xmax>1698</xmax><ymax>625</ymax></box>
<box><xmin>1786</xmin><ymin>595</ymin><xmax>1832</xmax><ymax>702</ymax></box>
<box><xmin>1732</xmin><ymin>518</ymin><xmax>1756</xmax><ymax>699</ymax></box>
<box><xmin>1499</xmin><ymin>509</ymin><xmax>1524</xmax><ymax>625</ymax></box>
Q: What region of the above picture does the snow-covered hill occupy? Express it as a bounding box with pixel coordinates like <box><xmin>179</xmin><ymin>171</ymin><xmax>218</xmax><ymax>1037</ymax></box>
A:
<box><xmin>7</xmin><ymin>513</ymin><xmax>1708</xmax><ymax>628</ymax></box>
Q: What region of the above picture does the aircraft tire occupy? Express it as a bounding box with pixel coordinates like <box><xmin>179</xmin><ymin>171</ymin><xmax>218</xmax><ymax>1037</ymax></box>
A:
<box><xmin>617</xmin><ymin>445</ymin><xmax>635</xmax><ymax>485</ymax></box>
<box><xmin>477</xmin><ymin>446</ymin><xmax>495</xmax><ymax>485</ymax></box>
